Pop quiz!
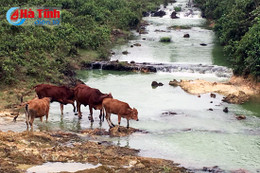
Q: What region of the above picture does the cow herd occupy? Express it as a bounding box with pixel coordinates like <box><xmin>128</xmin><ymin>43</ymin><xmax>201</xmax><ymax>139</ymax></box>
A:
<box><xmin>19</xmin><ymin>83</ymin><xmax>139</xmax><ymax>131</ymax></box>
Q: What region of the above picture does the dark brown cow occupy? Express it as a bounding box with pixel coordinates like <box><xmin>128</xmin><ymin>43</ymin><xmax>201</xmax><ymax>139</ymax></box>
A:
<box><xmin>74</xmin><ymin>84</ymin><xmax>112</xmax><ymax>121</ymax></box>
<box><xmin>25</xmin><ymin>97</ymin><xmax>51</xmax><ymax>131</ymax></box>
<box><xmin>34</xmin><ymin>84</ymin><xmax>75</xmax><ymax>115</ymax></box>
<box><xmin>102</xmin><ymin>98</ymin><xmax>138</xmax><ymax>128</ymax></box>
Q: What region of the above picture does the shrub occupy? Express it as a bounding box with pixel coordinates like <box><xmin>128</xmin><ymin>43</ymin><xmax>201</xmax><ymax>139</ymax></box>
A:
<box><xmin>160</xmin><ymin>37</ymin><xmax>172</xmax><ymax>42</ymax></box>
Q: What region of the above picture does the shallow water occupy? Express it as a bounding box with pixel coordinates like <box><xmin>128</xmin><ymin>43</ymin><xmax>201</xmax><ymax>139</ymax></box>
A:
<box><xmin>27</xmin><ymin>162</ymin><xmax>101</xmax><ymax>173</ymax></box>
<box><xmin>76</xmin><ymin>70</ymin><xmax>260</xmax><ymax>172</ymax></box>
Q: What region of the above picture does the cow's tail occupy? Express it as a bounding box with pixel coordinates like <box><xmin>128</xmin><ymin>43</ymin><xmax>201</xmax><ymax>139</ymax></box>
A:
<box><xmin>13</xmin><ymin>101</ymin><xmax>29</xmax><ymax>122</ymax></box>
<box><xmin>25</xmin><ymin>104</ymin><xmax>30</xmax><ymax>128</ymax></box>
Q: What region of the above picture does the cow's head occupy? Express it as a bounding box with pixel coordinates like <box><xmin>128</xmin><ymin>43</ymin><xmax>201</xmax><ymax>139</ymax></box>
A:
<box><xmin>129</xmin><ymin>108</ymin><xmax>138</xmax><ymax>121</ymax></box>
<box><xmin>106</xmin><ymin>93</ymin><xmax>113</xmax><ymax>99</ymax></box>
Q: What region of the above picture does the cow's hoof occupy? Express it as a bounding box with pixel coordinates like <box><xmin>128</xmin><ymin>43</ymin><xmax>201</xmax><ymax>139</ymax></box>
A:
<box><xmin>90</xmin><ymin>119</ymin><xmax>94</xmax><ymax>122</ymax></box>
<box><xmin>78</xmin><ymin>116</ymin><xmax>82</xmax><ymax>119</ymax></box>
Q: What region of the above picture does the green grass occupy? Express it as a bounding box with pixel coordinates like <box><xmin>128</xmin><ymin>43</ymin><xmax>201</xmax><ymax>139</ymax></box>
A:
<box><xmin>159</xmin><ymin>37</ymin><xmax>171</xmax><ymax>42</ymax></box>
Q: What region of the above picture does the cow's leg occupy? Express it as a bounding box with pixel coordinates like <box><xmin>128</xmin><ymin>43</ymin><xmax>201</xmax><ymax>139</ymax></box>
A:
<box><xmin>118</xmin><ymin>115</ymin><xmax>121</xmax><ymax>126</ymax></box>
<box><xmin>72</xmin><ymin>102</ymin><xmax>77</xmax><ymax>114</ymax></box>
<box><xmin>105</xmin><ymin>112</ymin><xmax>113</xmax><ymax>128</ymax></box>
<box><xmin>25</xmin><ymin>111</ymin><xmax>29</xmax><ymax>130</ymax></box>
<box><xmin>46</xmin><ymin>109</ymin><xmax>49</xmax><ymax>122</ymax></box>
<box><xmin>118</xmin><ymin>115</ymin><xmax>122</xmax><ymax>132</ymax></box>
<box><xmin>60</xmin><ymin>104</ymin><xmax>64</xmax><ymax>115</ymax></box>
<box><xmin>40</xmin><ymin>117</ymin><xmax>43</xmax><ymax>122</ymax></box>
<box><xmin>77</xmin><ymin>101</ymin><xmax>82</xmax><ymax>119</ymax></box>
<box><xmin>99</xmin><ymin>109</ymin><xmax>103</xmax><ymax>122</ymax></box>
<box><xmin>109</xmin><ymin>113</ymin><xmax>115</xmax><ymax>127</ymax></box>
<box><xmin>29</xmin><ymin>116</ymin><xmax>34</xmax><ymax>131</ymax></box>
<box><xmin>127</xmin><ymin>119</ymin><xmax>129</xmax><ymax>129</ymax></box>
<box><xmin>88</xmin><ymin>106</ymin><xmax>94</xmax><ymax>122</ymax></box>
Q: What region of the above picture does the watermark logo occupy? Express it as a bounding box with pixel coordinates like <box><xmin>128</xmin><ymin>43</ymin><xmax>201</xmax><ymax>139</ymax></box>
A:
<box><xmin>6</xmin><ymin>7</ymin><xmax>61</xmax><ymax>26</ymax></box>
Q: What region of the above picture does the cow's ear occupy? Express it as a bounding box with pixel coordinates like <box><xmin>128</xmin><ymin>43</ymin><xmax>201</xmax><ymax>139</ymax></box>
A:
<box><xmin>127</xmin><ymin>108</ymin><xmax>132</xmax><ymax>113</ymax></box>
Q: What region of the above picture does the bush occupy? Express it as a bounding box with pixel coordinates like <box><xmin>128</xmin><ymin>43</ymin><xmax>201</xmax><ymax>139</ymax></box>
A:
<box><xmin>160</xmin><ymin>37</ymin><xmax>172</xmax><ymax>42</ymax></box>
<box><xmin>174</xmin><ymin>6</ymin><xmax>182</xmax><ymax>12</ymax></box>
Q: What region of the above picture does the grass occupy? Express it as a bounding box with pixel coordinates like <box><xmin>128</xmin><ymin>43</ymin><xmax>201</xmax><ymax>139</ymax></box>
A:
<box><xmin>159</xmin><ymin>37</ymin><xmax>171</xmax><ymax>42</ymax></box>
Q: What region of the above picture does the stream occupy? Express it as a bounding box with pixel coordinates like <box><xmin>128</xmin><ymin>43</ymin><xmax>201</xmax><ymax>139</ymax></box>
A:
<box><xmin>1</xmin><ymin>0</ymin><xmax>260</xmax><ymax>172</ymax></box>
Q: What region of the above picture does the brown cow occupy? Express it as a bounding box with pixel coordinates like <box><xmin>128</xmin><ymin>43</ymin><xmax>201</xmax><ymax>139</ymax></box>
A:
<box><xmin>102</xmin><ymin>98</ymin><xmax>138</xmax><ymax>128</ymax></box>
<box><xmin>34</xmin><ymin>84</ymin><xmax>75</xmax><ymax>115</ymax></box>
<box><xmin>25</xmin><ymin>97</ymin><xmax>51</xmax><ymax>131</ymax></box>
<box><xmin>74</xmin><ymin>84</ymin><xmax>112</xmax><ymax>121</ymax></box>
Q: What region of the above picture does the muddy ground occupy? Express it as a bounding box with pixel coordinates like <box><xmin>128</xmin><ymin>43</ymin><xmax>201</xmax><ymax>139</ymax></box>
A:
<box><xmin>0</xmin><ymin>127</ymin><xmax>189</xmax><ymax>173</ymax></box>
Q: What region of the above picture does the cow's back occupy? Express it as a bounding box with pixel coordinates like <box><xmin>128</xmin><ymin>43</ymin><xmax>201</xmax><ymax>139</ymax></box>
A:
<box><xmin>28</xmin><ymin>97</ymin><xmax>50</xmax><ymax>117</ymax></box>
<box><xmin>103</xmin><ymin>98</ymin><xmax>130</xmax><ymax>114</ymax></box>
<box><xmin>35</xmin><ymin>84</ymin><xmax>73</xmax><ymax>101</ymax></box>
<box><xmin>74</xmin><ymin>84</ymin><xmax>92</xmax><ymax>104</ymax></box>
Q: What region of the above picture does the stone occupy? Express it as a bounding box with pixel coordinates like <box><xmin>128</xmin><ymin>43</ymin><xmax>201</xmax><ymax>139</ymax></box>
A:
<box><xmin>183</xmin><ymin>34</ymin><xmax>190</xmax><ymax>38</ymax></box>
<box><xmin>223</xmin><ymin>107</ymin><xmax>229</xmax><ymax>113</ymax></box>
<box><xmin>170</xmin><ymin>11</ymin><xmax>179</xmax><ymax>19</ymax></box>
<box><xmin>236</xmin><ymin>115</ymin><xmax>246</xmax><ymax>120</ymax></box>
<box><xmin>122</xmin><ymin>51</ymin><xmax>129</xmax><ymax>55</ymax></box>
<box><xmin>169</xmin><ymin>79</ymin><xmax>179</xmax><ymax>87</ymax></box>
<box><xmin>151</xmin><ymin>81</ymin><xmax>164</xmax><ymax>87</ymax></box>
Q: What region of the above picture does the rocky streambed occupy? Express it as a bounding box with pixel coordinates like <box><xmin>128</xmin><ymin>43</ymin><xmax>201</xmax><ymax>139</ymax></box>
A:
<box><xmin>0</xmin><ymin>129</ymin><xmax>188</xmax><ymax>173</ymax></box>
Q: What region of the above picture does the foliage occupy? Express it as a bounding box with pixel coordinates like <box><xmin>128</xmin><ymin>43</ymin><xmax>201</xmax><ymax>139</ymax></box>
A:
<box><xmin>174</xmin><ymin>6</ymin><xmax>182</xmax><ymax>12</ymax></box>
<box><xmin>0</xmin><ymin>0</ymin><xmax>167</xmax><ymax>85</ymax></box>
<box><xmin>160</xmin><ymin>37</ymin><xmax>172</xmax><ymax>42</ymax></box>
<box><xmin>195</xmin><ymin>0</ymin><xmax>260</xmax><ymax>79</ymax></box>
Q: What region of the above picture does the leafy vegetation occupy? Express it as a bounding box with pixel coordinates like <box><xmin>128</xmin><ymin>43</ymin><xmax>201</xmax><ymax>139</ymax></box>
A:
<box><xmin>194</xmin><ymin>0</ymin><xmax>260</xmax><ymax>80</ymax></box>
<box><xmin>174</xmin><ymin>6</ymin><xmax>182</xmax><ymax>12</ymax></box>
<box><xmin>160</xmin><ymin>37</ymin><xmax>172</xmax><ymax>42</ymax></box>
<box><xmin>0</xmin><ymin>0</ymin><xmax>167</xmax><ymax>85</ymax></box>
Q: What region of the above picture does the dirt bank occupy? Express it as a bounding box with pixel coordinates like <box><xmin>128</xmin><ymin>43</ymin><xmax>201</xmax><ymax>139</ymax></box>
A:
<box><xmin>0</xmin><ymin>130</ymin><xmax>188</xmax><ymax>173</ymax></box>
<box><xmin>169</xmin><ymin>76</ymin><xmax>260</xmax><ymax>104</ymax></box>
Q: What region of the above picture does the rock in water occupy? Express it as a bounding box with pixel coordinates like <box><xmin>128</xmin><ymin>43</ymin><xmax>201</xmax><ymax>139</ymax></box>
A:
<box><xmin>152</xmin><ymin>10</ymin><xmax>166</xmax><ymax>17</ymax></box>
<box><xmin>223</xmin><ymin>107</ymin><xmax>229</xmax><ymax>113</ymax></box>
<box><xmin>151</xmin><ymin>81</ymin><xmax>164</xmax><ymax>88</ymax></box>
<box><xmin>183</xmin><ymin>34</ymin><xmax>190</xmax><ymax>38</ymax></box>
<box><xmin>210</xmin><ymin>93</ymin><xmax>216</xmax><ymax>98</ymax></box>
<box><xmin>200</xmin><ymin>43</ymin><xmax>207</xmax><ymax>46</ymax></box>
<box><xmin>169</xmin><ymin>79</ymin><xmax>179</xmax><ymax>87</ymax></box>
<box><xmin>109</xmin><ymin>126</ymin><xmax>143</xmax><ymax>137</ymax></box>
<box><xmin>236</xmin><ymin>115</ymin><xmax>246</xmax><ymax>120</ymax></box>
<box><xmin>122</xmin><ymin>50</ymin><xmax>129</xmax><ymax>55</ymax></box>
<box><xmin>170</xmin><ymin>11</ymin><xmax>179</xmax><ymax>19</ymax></box>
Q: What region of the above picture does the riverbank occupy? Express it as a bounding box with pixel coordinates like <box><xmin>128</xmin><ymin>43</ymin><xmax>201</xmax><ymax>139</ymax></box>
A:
<box><xmin>0</xmin><ymin>130</ymin><xmax>188</xmax><ymax>173</ymax></box>
<box><xmin>169</xmin><ymin>76</ymin><xmax>260</xmax><ymax>104</ymax></box>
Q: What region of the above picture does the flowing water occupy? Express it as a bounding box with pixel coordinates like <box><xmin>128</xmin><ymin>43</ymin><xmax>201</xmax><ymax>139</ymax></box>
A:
<box><xmin>1</xmin><ymin>0</ymin><xmax>260</xmax><ymax>172</ymax></box>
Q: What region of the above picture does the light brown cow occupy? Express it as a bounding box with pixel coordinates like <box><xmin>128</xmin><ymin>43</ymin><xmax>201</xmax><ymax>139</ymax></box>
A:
<box><xmin>25</xmin><ymin>97</ymin><xmax>51</xmax><ymax>131</ymax></box>
<box><xmin>102</xmin><ymin>98</ymin><xmax>138</xmax><ymax>129</ymax></box>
